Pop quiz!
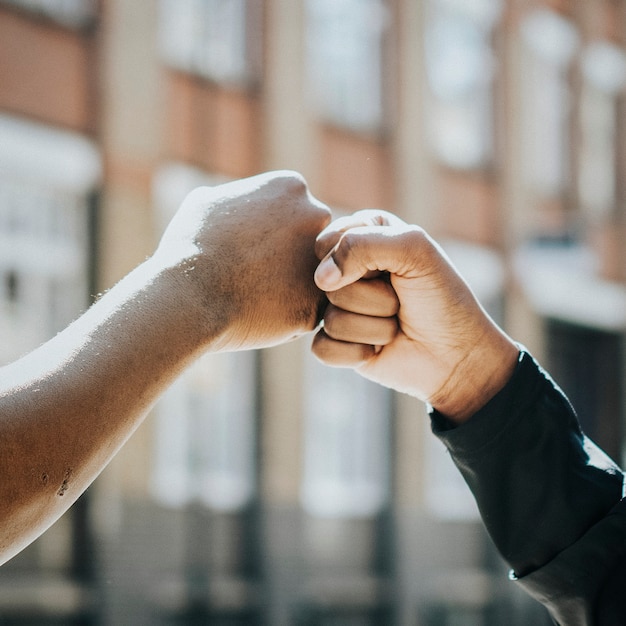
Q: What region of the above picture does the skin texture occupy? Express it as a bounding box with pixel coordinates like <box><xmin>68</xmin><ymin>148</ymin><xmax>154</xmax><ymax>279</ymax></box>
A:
<box><xmin>311</xmin><ymin>210</ymin><xmax>519</xmax><ymax>423</ymax></box>
<box><xmin>0</xmin><ymin>171</ymin><xmax>331</xmax><ymax>565</ymax></box>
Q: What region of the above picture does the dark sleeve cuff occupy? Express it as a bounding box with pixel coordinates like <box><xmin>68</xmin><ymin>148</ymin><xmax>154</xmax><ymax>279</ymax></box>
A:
<box><xmin>430</xmin><ymin>348</ymin><xmax>541</xmax><ymax>451</ymax></box>
<box><xmin>429</xmin><ymin>349</ymin><xmax>624</xmax><ymax>577</ymax></box>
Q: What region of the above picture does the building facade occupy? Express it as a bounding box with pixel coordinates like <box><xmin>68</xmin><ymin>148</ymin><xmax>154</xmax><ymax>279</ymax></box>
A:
<box><xmin>0</xmin><ymin>0</ymin><xmax>624</xmax><ymax>624</ymax></box>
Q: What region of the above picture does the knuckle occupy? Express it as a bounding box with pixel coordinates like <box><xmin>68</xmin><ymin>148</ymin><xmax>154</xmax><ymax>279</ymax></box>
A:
<box><xmin>382</xmin><ymin>317</ymin><xmax>399</xmax><ymax>343</ymax></box>
<box><xmin>311</xmin><ymin>330</ymin><xmax>371</xmax><ymax>368</ymax></box>
<box><xmin>398</xmin><ymin>226</ymin><xmax>438</xmax><ymax>269</ymax></box>
<box><xmin>321</xmin><ymin>305</ymin><xmax>340</xmax><ymax>336</ymax></box>
<box><xmin>375</xmin><ymin>282</ymin><xmax>400</xmax><ymax>316</ymax></box>
<box><xmin>325</xmin><ymin>289</ymin><xmax>343</xmax><ymax>309</ymax></box>
<box><xmin>314</xmin><ymin>235</ymin><xmax>334</xmax><ymax>260</ymax></box>
<box><xmin>333</xmin><ymin>231</ymin><xmax>361</xmax><ymax>271</ymax></box>
<box><xmin>271</xmin><ymin>170</ymin><xmax>308</xmax><ymax>194</ymax></box>
<box><xmin>383</xmin><ymin>300</ymin><xmax>400</xmax><ymax>317</ymax></box>
<box><xmin>405</xmin><ymin>225</ymin><xmax>428</xmax><ymax>247</ymax></box>
<box><xmin>311</xmin><ymin>331</ymin><xmax>330</xmax><ymax>361</ymax></box>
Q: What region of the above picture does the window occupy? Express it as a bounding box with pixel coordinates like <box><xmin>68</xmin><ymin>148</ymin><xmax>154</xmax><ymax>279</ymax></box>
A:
<box><xmin>578</xmin><ymin>41</ymin><xmax>626</xmax><ymax>220</ymax></box>
<box><xmin>424</xmin><ymin>0</ymin><xmax>503</xmax><ymax>170</ymax></box>
<box><xmin>300</xmin><ymin>354</ymin><xmax>391</xmax><ymax>519</ymax></box>
<box><xmin>305</xmin><ymin>0</ymin><xmax>390</xmax><ymax>134</ymax></box>
<box><xmin>1</xmin><ymin>0</ymin><xmax>97</xmax><ymax>28</ymax></box>
<box><xmin>546</xmin><ymin>320</ymin><xmax>624</xmax><ymax>463</ymax></box>
<box><xmin>150</xmin><ymin>164</ymin><xmax>257</xmax><ymax>512</ymax></box>
<box><xmin>151</xmin><ymin>350</ymin><xmax>257</xmax><ymax>511</ymax></box>
<box><xmin>520</xmin><ymin>9</ymin><xmax>579</xmax><ymax>198</ymax></box>
<box><xmin>0</xmin><ymin>114</ymin><xmax>100</xmax><ymax>365</ymax></box>
<box><xmin>158</xmin><ymin>0</ymin><xmax>262</xmax><ymax>87</ymax></box>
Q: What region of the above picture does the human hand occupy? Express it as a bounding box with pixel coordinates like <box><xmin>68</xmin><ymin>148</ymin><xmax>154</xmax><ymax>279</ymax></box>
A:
<box><xmin>155</xmin><ymin>171</ymin><xmax>332</xmax><ymax>351</ymax></box>
<box><xmin>312</xmin><ymin>210</ymin><xmax>519</xmax><ymax>422</ymax></box>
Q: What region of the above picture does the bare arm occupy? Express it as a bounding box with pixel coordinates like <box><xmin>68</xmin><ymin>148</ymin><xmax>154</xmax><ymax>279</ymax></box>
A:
<box><xmin>0</xmin><ymin>171</ymin><xmax>330</xmax><ymax>564</ymax></box>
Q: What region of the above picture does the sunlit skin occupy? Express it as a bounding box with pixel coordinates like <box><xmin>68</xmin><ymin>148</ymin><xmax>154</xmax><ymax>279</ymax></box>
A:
<box><xmin>0</xmin><ymin>171</ymin><xmax>331</xmax><ymax>565</ymax></box>
<box><xmin>311</xmin><ymin>210</ymin><xmax>519</xmax><ymax>424</ymax></box>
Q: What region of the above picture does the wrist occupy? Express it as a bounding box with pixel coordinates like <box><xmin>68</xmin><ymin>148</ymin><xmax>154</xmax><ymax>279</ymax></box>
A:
<box><xmin>142</xmin><ymin>250</ymin><xmax>233</xmax><ymax>355</ymax></box>
<box><xmin>428</xmin><ymin>326</ymin><xmax>520</xmax><ymax>424</ymax></box>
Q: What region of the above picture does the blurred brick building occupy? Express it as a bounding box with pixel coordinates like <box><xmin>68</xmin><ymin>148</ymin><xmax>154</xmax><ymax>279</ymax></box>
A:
<box><xmin>0</xmin><ymin>0</ymin><xmax>624</xmax><ymax>624</ymax></box>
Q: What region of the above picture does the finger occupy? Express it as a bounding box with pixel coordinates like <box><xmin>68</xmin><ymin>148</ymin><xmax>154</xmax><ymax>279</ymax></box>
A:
<box><xmin>323</xmin><ymin>304</ymin><xmax>398</xmax><ymax>346</ymax></box>
<box><xmin>314</xmin><ymin>209</ymin><xmax>407</xmax><ymax>260</ymax></box>
<box><xmin>314</xmin><ymin>224</ymin><xmax>429</xmax><ymax>292</ymax></box>
<box><xmin>327</xmin><ymin>278</ymin><xmax>399</xmax><ymax>317</ymax></box>
<box><xmin>311</xmin><ymin>329</ymin><xmax>377</xmax><ymax>368</ymax></box>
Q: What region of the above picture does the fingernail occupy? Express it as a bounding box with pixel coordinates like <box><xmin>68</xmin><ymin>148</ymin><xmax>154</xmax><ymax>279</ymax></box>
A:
<box><xmin>315</xmin><ymin>255</ymin><xmax>342</xmax><ymax>289</ymax></box>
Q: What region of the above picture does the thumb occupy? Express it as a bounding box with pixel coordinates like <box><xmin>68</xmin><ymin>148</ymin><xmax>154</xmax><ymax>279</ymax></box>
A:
<box><xmin>314</xmin><ymin>224</ymin><xmax>426</xmax><ymax>291</ymax></box>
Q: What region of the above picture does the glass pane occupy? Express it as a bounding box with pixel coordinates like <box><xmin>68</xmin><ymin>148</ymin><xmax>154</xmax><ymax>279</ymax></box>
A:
<box><xmin>306</xmin><ymin>0</ymin><xmax>389</xmax><ymax>132</ymax></box>
<box><xmin>425</xmin><ymin>0</ymin><xmax>501</xmax><ymax>169</ymax></box>
<box><xmin>158</xmin><ymin>0</ymin><xmax>257</xmax><ymax>85</ymax></box>
<box><xmin>151</xmin><ymin>164</ymin><xmax>258</xmax><ymax>514</ymax></box>
<box><xmin>0</xmin><ymin>179</ymin><xmax>89</xmax><ymax>365</ymax></box>
<box><xmin>301</xmin><ymin>354</ymin><xmax>391</xmax><ymax>518</ymax></box>
<box><xmin>520</xmin><ymin>10</ymin><xmax>578</xmax><ymax>197</ymax></box>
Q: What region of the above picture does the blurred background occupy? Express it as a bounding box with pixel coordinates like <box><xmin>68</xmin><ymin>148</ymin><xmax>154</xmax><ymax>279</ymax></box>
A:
<box><xmin>0</xmin><ymin>0</ymin><xmax>624</xmax><ymax>624</ymax></box>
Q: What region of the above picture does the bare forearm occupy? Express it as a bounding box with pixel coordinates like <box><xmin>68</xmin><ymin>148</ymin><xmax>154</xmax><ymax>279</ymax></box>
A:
<box><xmin>0</xmin><ymin>255</ymin><xmax>211</xmax><ymax>563</ymax></box>
<box><xmin>0</xmin><ymin>171</ymin><xmax>331</xmax><ymax>565</ymax></box>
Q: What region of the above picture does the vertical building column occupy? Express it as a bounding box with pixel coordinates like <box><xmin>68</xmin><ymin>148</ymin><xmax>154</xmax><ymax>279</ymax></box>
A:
<box><xmin>263</xmin><ymin>0</ymin><xmax>318</xmax><ymax>179</ymax></box>
<box><xmin>501</xmin><ymin>2</ymin><xmax>552</xmax><ymax>359</ymax></box>
<box><xmin>391</xmin><ymin>0</ymin><xmax>431</xmax><ymax>508</ymax></box>
<box><xmin>392</xmin><ymin>4</ymin><xmax>440</xmax><ymax>624</ymax></box>
<box><xmin>95</xmin><ymin>0</ymin><xmax>164</xmax><ymax>508</ymax></box>
<box><xmin>98</xmin><ymin>0</ymin><xmax>163</xmax><ymax>290</ymax></box>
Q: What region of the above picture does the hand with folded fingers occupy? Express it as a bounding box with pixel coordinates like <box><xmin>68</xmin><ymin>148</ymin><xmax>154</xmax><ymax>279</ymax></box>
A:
<box><xmin>312</xmin><ymin>209</ymin><xmax>519</xmax><ymax>423</ymax></box>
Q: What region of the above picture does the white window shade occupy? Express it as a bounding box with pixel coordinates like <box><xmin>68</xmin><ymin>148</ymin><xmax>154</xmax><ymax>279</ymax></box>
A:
<box><xmin>514</xmin><ymin>243</ymin><xmax>626</xmax><ymax>332</ymax></box>
<box><xmin>0</xmin><ymin>114</ymin><xmax>101</xmax><ymax>194</ymax></box>
<box><xmin>0</xmin><ymin>114</ymin><xmax>100</xmax><ymax>364</ymax></box>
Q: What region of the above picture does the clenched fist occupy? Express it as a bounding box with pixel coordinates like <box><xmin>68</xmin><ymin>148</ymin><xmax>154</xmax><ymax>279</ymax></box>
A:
<box><xmin>156</xmin><ymin>170</ymin><xmax>332</xmax><ymax>351</ymax></box>
<box><xmin>311</xmin><ymin>210</ymin><xmax>518</xmax><ymax>422</ymax></box>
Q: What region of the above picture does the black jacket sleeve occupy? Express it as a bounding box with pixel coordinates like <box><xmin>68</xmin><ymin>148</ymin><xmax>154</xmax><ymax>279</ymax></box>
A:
<box><xmin>430</xmin><ymin>350</ymin><xmax>626</xmax><ymax>625</ymax></box>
